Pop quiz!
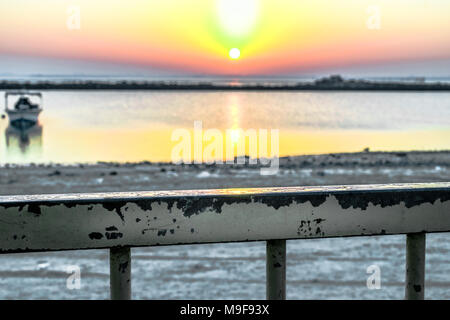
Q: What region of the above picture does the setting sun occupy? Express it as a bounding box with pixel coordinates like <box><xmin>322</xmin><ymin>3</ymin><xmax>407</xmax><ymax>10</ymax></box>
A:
<box><xmin>229</xmin><ymin>48</ymin><xmax>240</xmax><ymax>59</ymax></box>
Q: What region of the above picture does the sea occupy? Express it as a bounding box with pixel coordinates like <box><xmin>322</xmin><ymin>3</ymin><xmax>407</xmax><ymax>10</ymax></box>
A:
<box><xmin>1</xmin><ymin>88</ymin><xmax>450</xmax><ymax>164</ymax></box>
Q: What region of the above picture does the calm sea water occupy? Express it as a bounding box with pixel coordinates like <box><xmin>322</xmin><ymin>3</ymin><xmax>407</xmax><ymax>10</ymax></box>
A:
<box><xmin>1</xmin><ymin>90</ymin><xmax>450</xmax><ymax>164</ymax></box>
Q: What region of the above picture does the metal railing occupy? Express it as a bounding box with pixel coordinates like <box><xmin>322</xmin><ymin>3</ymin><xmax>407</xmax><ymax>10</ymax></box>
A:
<box><xmin>1</xmin><ymin>182</ymin><xmax>449</xmax><ymax>300</ymax></box>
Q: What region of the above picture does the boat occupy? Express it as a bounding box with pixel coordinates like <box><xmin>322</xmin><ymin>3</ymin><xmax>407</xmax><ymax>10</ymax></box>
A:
<box><xmin>4</xmin><ymin>91</ymin><xmax>43</xmax><ymax>129</ymax></box>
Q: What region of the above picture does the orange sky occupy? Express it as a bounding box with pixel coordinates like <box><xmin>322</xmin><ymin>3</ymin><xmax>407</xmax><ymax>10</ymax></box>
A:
<box><xmin>0</xmin><ymin>0</ymin><xmax>449</xmax><ymax>75</ymax></box>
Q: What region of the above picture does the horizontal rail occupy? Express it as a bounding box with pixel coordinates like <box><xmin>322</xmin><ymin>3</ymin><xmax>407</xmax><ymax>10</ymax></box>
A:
<box><xmin>0</xmin><ymin>182</ymin><xmax>449</xmax><ymax>253</ymax></box>
<box><xmin>1</xmin><ymin>182</ymin><xmax>449</xmax><ymax>300</ymax></box>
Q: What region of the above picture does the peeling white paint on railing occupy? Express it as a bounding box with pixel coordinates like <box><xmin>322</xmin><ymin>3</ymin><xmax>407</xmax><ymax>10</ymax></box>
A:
<box><xmin>0</xmin><ymin>182</ymin><xmax>449</xmax><ymax>299</ymax></box>
<box><xmin>0</xmin><ymin>182</ymin><xmax>449</xmax><ymax>253</ymax></box>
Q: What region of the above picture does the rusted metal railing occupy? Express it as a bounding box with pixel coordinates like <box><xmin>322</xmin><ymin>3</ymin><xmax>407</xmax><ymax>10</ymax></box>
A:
<box><xmin>1</xmin><ymin>182</ymin><xmax>449</xmax><ymax>300</ymax></box>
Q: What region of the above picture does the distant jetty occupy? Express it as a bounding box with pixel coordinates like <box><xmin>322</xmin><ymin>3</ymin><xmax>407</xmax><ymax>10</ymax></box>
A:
<box><xmin>1</xmin><ymin>75</ymin><xmax>450</xmax><ymax>91</ymax></box>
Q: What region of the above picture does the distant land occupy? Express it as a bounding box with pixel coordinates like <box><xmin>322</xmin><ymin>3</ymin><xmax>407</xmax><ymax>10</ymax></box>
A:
<box><xmin>1</xmin><ymin>75</ymin><xmax>450</xmax><ymax>91</ymax></box>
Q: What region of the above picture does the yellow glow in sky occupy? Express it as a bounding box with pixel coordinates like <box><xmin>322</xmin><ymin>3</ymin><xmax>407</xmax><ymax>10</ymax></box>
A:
<box><xmin>216</xmin><ymin>0</ymin><xmax>259</xmax><ymax>37</ymax></box>
<box><xmin>0</xmin><ymin>0</ymin><xmax>449</xmax><ymax>75</ymax></box>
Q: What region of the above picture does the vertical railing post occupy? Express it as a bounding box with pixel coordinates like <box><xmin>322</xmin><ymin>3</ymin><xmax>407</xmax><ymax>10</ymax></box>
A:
<box><xmin>110</xmin><ymin>246</ymin><xmax>131</xmax><ymax>300</ymax></box>
<box><xmin>266</xmin><ymin>239</ymin><xmax>286</xmax><ymax>300</ymax></box>
<box><xmin>405</xmin><ymin>233</ymin><xmax>426</xmax><ymax>300</ymax></box>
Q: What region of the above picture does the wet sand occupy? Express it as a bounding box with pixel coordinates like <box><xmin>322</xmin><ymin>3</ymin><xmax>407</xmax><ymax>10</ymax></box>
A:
<box><xmin>1</xmin><ymin>150</ymin><xmax>449</xmax><ymax>195</ymax></box>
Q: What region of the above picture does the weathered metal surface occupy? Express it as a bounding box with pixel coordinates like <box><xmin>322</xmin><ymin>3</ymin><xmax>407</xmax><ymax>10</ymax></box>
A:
<box><xmin>0</xmin><ymin>182</ymin><xmax>449</xmax><ymax>253</ymax></box>
<box><xmin>266</xmin><ymin>240</ymin><xmax>286</xmax><ymax>300</ymax></box>
<box><xmin>110</xmin><ymin>247</ymin><xmax>131</xmax><ymax>300</ymax></box>
<box><xmin>405</xmin><ymin>233</ymin><xmax>426</xmax><ymax>300</ymax></box>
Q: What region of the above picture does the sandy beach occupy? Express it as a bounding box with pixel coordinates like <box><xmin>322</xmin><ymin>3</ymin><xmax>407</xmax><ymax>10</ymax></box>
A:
<box><xmin>2</xmin><ymin>150</ymin><xmax>449</xmax><ymax>195</ymax></box>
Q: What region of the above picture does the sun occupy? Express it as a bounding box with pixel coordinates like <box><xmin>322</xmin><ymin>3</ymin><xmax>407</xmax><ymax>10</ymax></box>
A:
<box><xmin>229</xmin><ymin>48</ymin><xmax>240</xmax><ymax>60</ymax></box>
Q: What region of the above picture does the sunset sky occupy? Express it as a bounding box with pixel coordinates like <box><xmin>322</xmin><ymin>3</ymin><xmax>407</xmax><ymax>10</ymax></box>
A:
<box><xmin>0</xmin><ymin>0</ymin><xmax>449</xmax><ymax>77</ymax></box>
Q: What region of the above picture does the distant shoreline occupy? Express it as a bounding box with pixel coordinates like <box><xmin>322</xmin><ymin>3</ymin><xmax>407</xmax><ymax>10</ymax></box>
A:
<box><xmin>1</xmin><ymin>76</ymin><xmax>450</xmax><ymax>91</ymax></box>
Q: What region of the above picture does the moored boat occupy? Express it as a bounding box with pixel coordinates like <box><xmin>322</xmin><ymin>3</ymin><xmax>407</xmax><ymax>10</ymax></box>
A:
<box><xmin>4</xmin><ymin>91</ymin><xmax>43</xmax><ymax>129</ymax></box>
